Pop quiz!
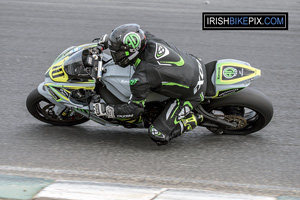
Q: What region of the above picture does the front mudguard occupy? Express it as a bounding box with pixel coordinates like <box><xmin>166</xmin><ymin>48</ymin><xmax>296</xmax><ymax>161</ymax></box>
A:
<box><xmin>37</xmin><ymin>82</ymin><xmax>68</xmax><ymax>116</ymax></box>
<box><xmin>37</xmin><ymin>82</ymin><xmax>57</xmax><ymax>105</ymax></box>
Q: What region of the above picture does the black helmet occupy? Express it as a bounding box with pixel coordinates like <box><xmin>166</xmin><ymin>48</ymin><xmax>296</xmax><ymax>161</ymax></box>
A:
<box><xmin>108</xmin><ymin>24</ymin><xmax>146</xmax><ymax>67</ymax></box>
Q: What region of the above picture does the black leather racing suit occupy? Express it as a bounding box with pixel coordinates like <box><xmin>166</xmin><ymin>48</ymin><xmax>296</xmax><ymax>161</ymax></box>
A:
<box><xmin>111</xmin><ymin>32</ymin><xmax>207</xmax><ymax>142</ymax></box>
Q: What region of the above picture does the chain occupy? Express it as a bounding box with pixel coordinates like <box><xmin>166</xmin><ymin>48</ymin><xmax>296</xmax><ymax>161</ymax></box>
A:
<box><xmin>214</xmin><ymin>114</ymin><xmax>248</xmax><ymax>130</ymax></box>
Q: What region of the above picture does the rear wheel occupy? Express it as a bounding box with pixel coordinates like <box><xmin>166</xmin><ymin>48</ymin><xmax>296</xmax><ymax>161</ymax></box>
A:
<box><xmin>203</xmin><ymin>88</ymin><xmax>273</xmax><ymax>135</ymax></box>
<box><xmin>26</xmin><ymin>89</ymin><xmax>89</xmax><ymax>126</ymax></box>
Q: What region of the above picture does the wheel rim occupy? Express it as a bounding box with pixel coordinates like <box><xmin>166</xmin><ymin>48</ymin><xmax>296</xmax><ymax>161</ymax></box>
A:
<box><xmin>209</xmin><ymin>106</ymin><xmax>264</xmax><ymax>132</ymax></box>
<box><xmin>35</xmin><ymin>100</ymin><xmax>85</xmax><ymax>123</ymax></box>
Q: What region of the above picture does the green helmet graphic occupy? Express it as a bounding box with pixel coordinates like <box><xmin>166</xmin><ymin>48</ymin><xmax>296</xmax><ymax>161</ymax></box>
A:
<box><xmin>124</xmin><ymin>33</ymin><xmax>141</xmax><ymax>49</ymax></box>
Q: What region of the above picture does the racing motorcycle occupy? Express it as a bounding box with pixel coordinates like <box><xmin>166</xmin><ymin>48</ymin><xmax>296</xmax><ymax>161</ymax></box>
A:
<box><xmin>26</xmin><ymin>42</ymin><xmax>273</xmax><ymax>135</ymax></box>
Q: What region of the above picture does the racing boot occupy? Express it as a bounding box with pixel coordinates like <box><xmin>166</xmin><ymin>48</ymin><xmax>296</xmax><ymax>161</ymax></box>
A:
<box><xmin>195</xmin><ymin>113</ymin><xmax>204</xmax><ymax>125</ymax></box>
<box><xmin>179</xmin><ymin>112</ymin><xmax>198</xmax><ymax>133</ymax></box>
<box><xmin>148</xmin><ymin>125</ymin><xmax>169</xmax><ymax>146</ymax></box>
<box><xmin>168</xmin><ymin>113</ymin><xmax>199</xmax><ymax>141</ymax></box>
<box><xmin>149</xmin><ymin>113</ymin><xmax>201</xmax><ymax>146</ymax></box>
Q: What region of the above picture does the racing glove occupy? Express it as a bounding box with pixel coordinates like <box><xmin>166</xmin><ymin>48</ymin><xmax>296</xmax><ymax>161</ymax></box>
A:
<box><xmin>93</xmin><ymin>103</ymin><xmax>115</xmax><ymax>118</ymax></box>
<box><xmin>98</xmin><ymin>34</ymin><xmax>109</xmax><ymax>50</ymax></box>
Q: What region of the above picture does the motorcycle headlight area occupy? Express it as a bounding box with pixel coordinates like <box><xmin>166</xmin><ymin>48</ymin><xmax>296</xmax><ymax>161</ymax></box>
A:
<box><xmin>64</xmin><ymin>50</ymin><xmax>90</xmax><ymax>79</ymax></box>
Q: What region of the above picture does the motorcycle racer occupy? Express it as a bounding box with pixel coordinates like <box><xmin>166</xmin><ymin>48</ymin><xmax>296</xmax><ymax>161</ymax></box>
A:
<box><xmin>94</xmin><ymin>24</ymin><xmax>207</xmax><ymax>145</ymax></box>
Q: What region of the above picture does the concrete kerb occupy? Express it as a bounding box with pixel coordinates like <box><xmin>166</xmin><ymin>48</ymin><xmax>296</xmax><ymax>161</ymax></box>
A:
<box><xmin>1</xmin><ymin>174</ymin><xmax>300</xmax><ymax>200</ymax></box>
<box><xmin>33</xmin><ymin>180</ymin><xmax>278</xmax><ymax>200</ymax></box>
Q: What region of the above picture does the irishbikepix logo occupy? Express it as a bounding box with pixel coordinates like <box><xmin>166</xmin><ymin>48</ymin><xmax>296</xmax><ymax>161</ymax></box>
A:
<box><xmin>202</xmin><ymin>12</ymin><xmax>288</xmax><ymax>30</ymax></box>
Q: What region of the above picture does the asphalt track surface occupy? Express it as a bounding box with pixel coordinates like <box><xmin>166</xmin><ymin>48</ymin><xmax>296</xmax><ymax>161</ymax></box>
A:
<box><xmin>0</xmin><ymin>0</ymin><xmax>300</xmax><ymax>197</ymax></box>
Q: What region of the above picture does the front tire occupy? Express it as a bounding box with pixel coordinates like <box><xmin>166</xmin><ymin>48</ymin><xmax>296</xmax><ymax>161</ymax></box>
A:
<box><xmin>203</xmin><ymin>87</ymin><xmax>273</xmax><ymax>135</ymax></box>
<box><xmin>26</xmin><ymin>89</ymin><xmax>89</xmax><ymax>126</ymax></box>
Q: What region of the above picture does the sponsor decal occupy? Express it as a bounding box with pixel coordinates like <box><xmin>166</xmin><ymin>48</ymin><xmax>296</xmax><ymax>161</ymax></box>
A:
<box><xmin>223</xmin><ymin>67</ymin><xmax>238</xmax><ymax>79</ymax></box>
<box><xmin>117</xmin><ymin>114</ymin><xmax>134</xmax><ymax>118</ymax></box>
<box><xmin>203</xmin><ymin>12</ymin><xmax>288</xmax><ymax>30</ymax></box>
<box><xmin>239</xmin><ymin>68</ymin><xmax>244</xmax><ymax>76</ymax></box>
<box><xmin>221</xmin><ymin>66</ymin><xmax>255</xmax><ymax>81</ymax></box>
<box><xmin>47</xmin><ymin>86</ymin><xmax>60</xmax><ymax>101</ymax></box>
<box><xmin>155</xmin><ymin>43</ymin><xmax>184</xmax><ymax>67</ymax></box>
<box><xmin>157</xmin><ymin>45</ymin><xmax>165</xmax><ymax>58</ymax></box>
<box><xmin>69</xmin><ymin>47</ymin><xmax>81</xmax><ymax>54</ymax></box>
<box><xmin>120</xmin><ymin>80</ymin><xmax>130</xmax><ymax>84</ymax></box>
<box><xmin>130</xmin><ymin>78</ymin><xmax>139</xmax><ymax>86</ymax></box>
<box><xmin>59</xmin><ymin>88</ymin><xmax>69</xmax><ymax>97</ymax></box>
<box><xmin>217</xmin><ymin>88</ymin><xmax>243</xmax><ymax>97</ymax></box>
<box><xmin>150</xmin><ymin>126</ymin><xmax>165</xmax><ymax>139</ymax></box>
<box><xmin>155</xmin><ymin>43</ymin><xmax>170</xmax><ymax>60</ymax></box>
<box><xmin>193</xmin><ymin>59</ymin><xmax>204</xmax><ymax>94</ymax></box>
<box><xmin>123</xmin><ymin>32</ymin><xmax>141</xmax><ymax>50</ymax></box>
<box><xmin>217</xmin><ymin>66</ymin><xmax>221</xmax><ymax>80</ymax></box>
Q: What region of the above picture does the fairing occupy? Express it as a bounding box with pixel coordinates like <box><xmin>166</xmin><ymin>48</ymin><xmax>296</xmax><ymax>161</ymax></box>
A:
<box><xmin>208</xmin><ymin>59</ymin><xmax>261</xmax><ymax>98</ymax></box>
<box><xmin>43</xmin><ymin>44</ymin><xmax>98</xmax><ymax>106</ymax></box>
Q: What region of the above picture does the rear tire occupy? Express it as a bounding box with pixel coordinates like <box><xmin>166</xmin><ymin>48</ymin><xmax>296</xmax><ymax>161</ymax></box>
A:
<box><xmin>203</xmin><ymin>87</ymin><xmax>273</xmax><ymax>135</ymax></box>
<box><xmin>26</xmin><ymin>89</ymin><xmax>89</xmax><ymax>126</ymax></box>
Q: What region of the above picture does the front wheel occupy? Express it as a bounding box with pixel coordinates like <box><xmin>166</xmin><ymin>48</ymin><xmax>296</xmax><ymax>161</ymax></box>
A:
<box><xmin>203</xmin><ymin>87</ymin><xmax>273</xmax><ymax>135</ymax></box>
<box><xmin>26</xmin><ymin>89</ymin><xmax>89</xmax><ymax>126</ymax></box>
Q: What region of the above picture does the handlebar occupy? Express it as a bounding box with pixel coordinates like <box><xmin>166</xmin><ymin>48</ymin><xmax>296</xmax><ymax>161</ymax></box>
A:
<box><xmin>83</xmin><ymin>46</ymin><xmax>105</xmax><ymax>82</ymax></box>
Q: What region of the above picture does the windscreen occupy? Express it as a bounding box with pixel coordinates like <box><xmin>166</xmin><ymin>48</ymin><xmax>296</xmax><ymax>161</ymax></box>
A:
<box><xmin>64</xmin><ymin>50</ymin><xmax>87</xmax><ymax>76</ymax></box>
